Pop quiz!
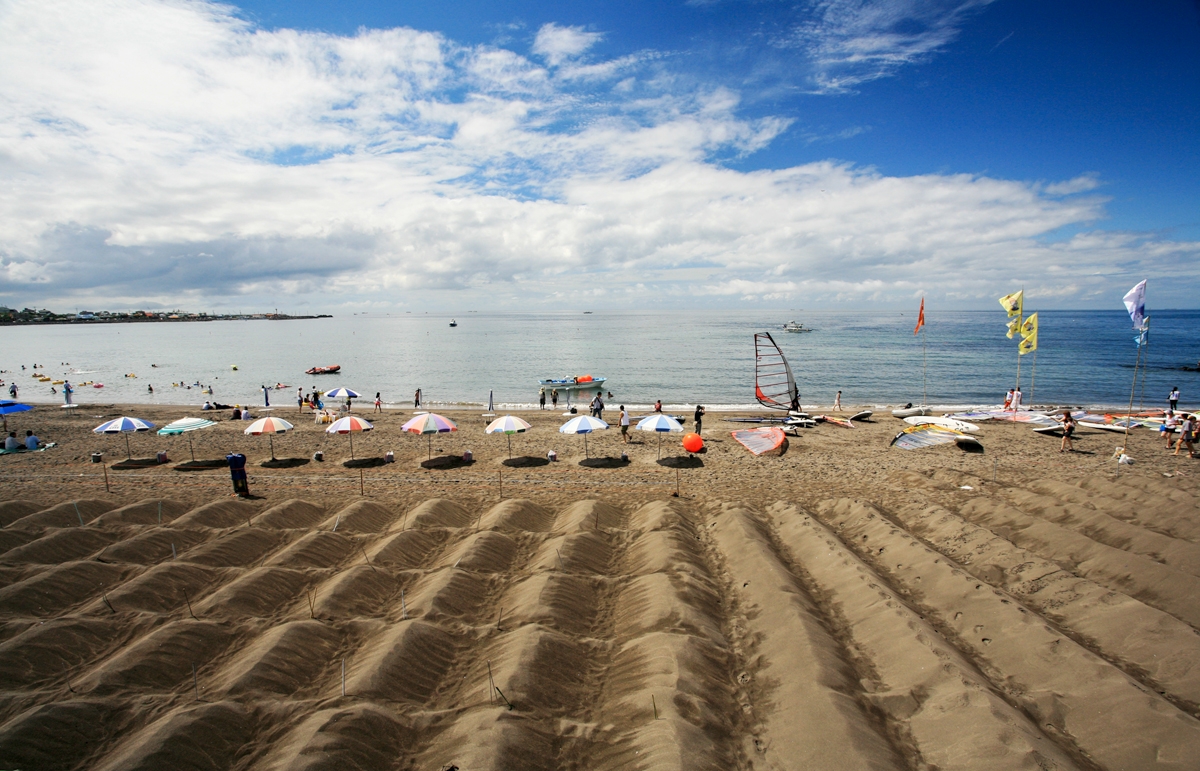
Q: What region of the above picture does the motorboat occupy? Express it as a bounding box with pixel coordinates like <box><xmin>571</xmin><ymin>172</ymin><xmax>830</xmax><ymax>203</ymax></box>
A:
<box><xmin>306</xmin><ymin>365</ymin><xmax>341</xmax><ymax>375</ymax></box>
<box><xmin>783</xmin><ymin>321</ymin><xmax>812</xmax><ymax>332</ymax></box>
<box><xmin>449</xmin><ymin>319</ymin><xmax>458</xmax><ymax>327</ymax></box>
<box><xmin>539</xmin><ymin>376</ymin><xmax>608</xmax><ymax>390</ymax></box>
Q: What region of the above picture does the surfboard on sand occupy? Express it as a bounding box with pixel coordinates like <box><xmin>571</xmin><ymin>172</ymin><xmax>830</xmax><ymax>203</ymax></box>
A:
<box><xmin>731</xmin><ymin>427</ymin><xmax>788</xmax><ymax>456</ymax></box>
<box><xmin>814</xmin><ymin>415</ymin><xmax>854</xmax><ymax>428</ymax></box>
<box><xmin>849</xmin><ymin>410</ymin><xmax>873</xmax><ymax>422</ymax></box>
<box><xmin>903</xmin><ymin>416</ymin><xmax>980</xmax><ymax>433</ymax></box>
<box><xmin>891</xmin><ymin>424</ymin><xmax>982</xmax><ymax>452</ymax></box>
<box><xmin>892</xmin><ymin>406</ymin><xmax>931</xmax><ymax>418</ymax></box>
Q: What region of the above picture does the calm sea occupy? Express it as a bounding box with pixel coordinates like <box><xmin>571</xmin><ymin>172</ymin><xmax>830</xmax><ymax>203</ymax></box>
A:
<box><xmin>2</xmin><ymin>310</ymin><xmax>1198</xmax><ymax>411</ymax></box>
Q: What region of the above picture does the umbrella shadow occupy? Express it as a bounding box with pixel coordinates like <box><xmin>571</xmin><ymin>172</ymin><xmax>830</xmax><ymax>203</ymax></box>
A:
<box><xmin>173</xmin><ymin>459</ymin><xmax>229</xmax><ymax>471</ymax></box>
<box><xmin>343</xmin><ymin>457</ymin><xmax>387</xmax><ymax>469</ymax></box>
<box><xmin>501</xmin><ymin>456</ymin><xmax>550</xmax><ymax>468</ymax></box>
<box><xmin>262</xmin><ymin>457</ymin><xmax>311</xmax><ymax>469</ymax></box>
<box><xmin>579</xmin><ymin>456</ymin><xmax>630</xmax><ymax>469</ymax></box>
<box><xmin>110</xmin><ymin>458</ymin><xmax>163</xmax><ymax>470</ymax></box>
<box><xmin>657</xmin><ymin>456</ymin><xmax>705</xmax><ymax>469</ymax></box>
<box><xmin>421</xmin><ymin>455</ymin><xmax>475</xmax><ymax>470</ymax></box>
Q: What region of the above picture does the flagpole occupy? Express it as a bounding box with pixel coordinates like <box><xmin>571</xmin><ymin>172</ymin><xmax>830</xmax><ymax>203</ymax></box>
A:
<box><xmin>1137</xmin><ymin>332</ymin><xmax>1149</xmax><ymax>414</ymax></box>
<box><xmin>1030</xmin><ymin>346</ymin><xmax>1037</xmax><ymax>406</ymax></box>
<box><xmin>1120</xmin><ymin>341</ymin><xmax>1142</xmax><ymax>456</ymax></box>
<box><xmin>922</xmin><ymin>320</ymin><xmax>927</xmax><ymax>407</ymax></box>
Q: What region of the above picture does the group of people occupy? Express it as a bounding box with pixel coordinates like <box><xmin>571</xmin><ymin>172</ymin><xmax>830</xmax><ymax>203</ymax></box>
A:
<box><xmin>4</xmin><ymin>430</ymin><xmax>41</xmax><ymax>451</ymax></box>
<box><xmin>537</xmin><ymin>387</ymin><xmax>560</xmax><ymax>409</ymax></box>
<box><xmin>1003</xmin><ymin>387</ymin><xmax>1024</xmax><ymax>411</ymax></box>
<box><xmin>1162</xmin><ymin>409</ymin><xmax>1197</xmax><ymax>457</ymax></box>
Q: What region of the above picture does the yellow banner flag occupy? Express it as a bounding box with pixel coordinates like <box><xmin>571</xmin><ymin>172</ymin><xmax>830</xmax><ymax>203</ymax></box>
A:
<box><xmin>1020</xmin><ymin>312</ymin><xmax>1038</xmax><ymax>338</ymax></box>
<box><xmin>1006</xmin><ymin>317</ymin><xmax>1021</xmax><ymax>339</ymax></box>
<box><xmin>999</xmin><ymin>290</ymin><xmax>1023</xmax><ymax>318</ymax></box>
<box><xmin>1019</xmin><ymin>328</ymin><xmax>1037</xmax><ymax>355</ymax></box>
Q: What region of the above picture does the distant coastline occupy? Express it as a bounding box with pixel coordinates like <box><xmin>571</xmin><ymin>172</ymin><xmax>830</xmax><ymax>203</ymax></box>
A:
<box><xmin>0</xmin><ymin>308</ymin><xmax>331</xmax><ymax>325</ymax></box>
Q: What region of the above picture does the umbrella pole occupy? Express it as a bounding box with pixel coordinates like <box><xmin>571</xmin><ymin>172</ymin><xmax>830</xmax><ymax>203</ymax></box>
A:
<box><xmin>190</xmin><ymin>435</ymin><xmax>196</xmax><ymax>462</ymax></box>
<box><xmin>350</xmin><ymin>432</ymin><xmax>354</xmax><ymax>460</ymax></box>
<box><xmin>427</xmin><ymin>434</ymin><xmax>432</xmax><ymax>460</ymax></box>
<box><xmin>269</xmin><ymin>435</ymin><xmax>276</xmax><ymax>461</ymax></box>
<box><xmin>584</xmin><ymin>433</ymin><xmax>589</xmax><ymax>458</ymax></box>
<box><xmin>507</xmin><ymin>434</ymin><xmax>512</xmax><ymax>459</ymax></box>
<box><xmin>125</xmin><ymin>433</ymin><xmax>131</xmax><ymax>460</ymax></box>
<box><xmin>658</xmin><ymin>433</ymin><xmax>662</xmax><ymax>460</ymax></box>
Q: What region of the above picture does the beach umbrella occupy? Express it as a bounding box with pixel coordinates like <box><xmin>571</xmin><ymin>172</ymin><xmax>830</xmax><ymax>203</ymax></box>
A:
<box><xmin>326</xmin><ymin>415</ymin><xmax>373</xmax><ymax>459</ymax></box>
<box><xmin>244</xmin><ymin>416</ymin><xmax>295</xmax><ymax>460</ymax></box>
<box><xmin>0</xmin><ymin>401</ymin><xmax>32</xmax><ymax>432</ymax></box>
<box><xmin>158</xmin><ymin>417</ymin><xmax>217</xmax><ymax>461</ymax></box>
<box><xmin>93</xmin><ymin>416</ymin><xmax>155</xmax><ymax>459</ymax></box>
<box><xmin>559</xmin><ymin>415</ymin><xmax>608</xmax><ymax>458</ymax></box>
<box><xmin>485</xmin><ymin>415</ymin><xmax>532</xmax><ymax>458</ymax></box>
<box><xmin>401</xmin><ymin>412</ymin><xmax>457</xmax><ymax>459</ymax></box>
<box><xmin>636</xmin><ymin>414</ymin><xmax>684</xmax><ymax>459</ymax></box>
<box><xmin>324</xmin><ymin>387</ymin><xmax>360</xmax><ymax>400</ymax></box>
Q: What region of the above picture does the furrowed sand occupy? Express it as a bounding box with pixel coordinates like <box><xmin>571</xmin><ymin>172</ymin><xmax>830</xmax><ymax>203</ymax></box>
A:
<box><xmin>1</xmin><ymin>401</ymin><xmax>1199</xmax><ymax>770</ymax></box>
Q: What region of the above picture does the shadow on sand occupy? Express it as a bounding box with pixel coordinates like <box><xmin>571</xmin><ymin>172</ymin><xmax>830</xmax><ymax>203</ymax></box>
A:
<box><xmin>173</xmin><ymin>459</ymin><xmax>229</xmax><ymax>472</ymax></box>
<box><xmin>501</xmin><ymin>456</ymin><xmax>550</xmax><ymax>468</ymax></box>
<box><xmin>579</xmin><ymin>456</ymin><xmax>631</xmax><ymax>469</ymax></box>
<box><xmin>261</xmin><ymin>458</ymin><xmax>311</xmax><ymax>469</ymax></box>
<box><xmin>657</xmin><ymin>455</ymin><xmax>705</xmax><ymax>469</ymax></box>
<box><xmin>343</xmin><ymin>457</ymin><xmax>388</xmax><ymax>469</ymax></box>
<box><xmin>421</xmin><ymin>455</ymin><xmax>476</xmax><ymax>470</ymax></box>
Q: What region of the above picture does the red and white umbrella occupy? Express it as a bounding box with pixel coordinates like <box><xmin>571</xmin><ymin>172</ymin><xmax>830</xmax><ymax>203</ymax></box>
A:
<box><xmin>326</xmin><ymin>415</ymin><xmax>373</xmax><ymax>458</ymax></box>
<box><xmin>244</xmin><ymin>416</ymin><xmax>294</xmax><ymax>460</ymax></box>
<box><xmin>401</xmin><ymin>412</ymin><xmax>457</xmax><ymax>458</ymax></box>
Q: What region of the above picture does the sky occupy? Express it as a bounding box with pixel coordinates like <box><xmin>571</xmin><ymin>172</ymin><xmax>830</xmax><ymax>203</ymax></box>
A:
<box><xmin>1</xmin><ymin>0</ymin><xmax>1198</xmax><ymax>313</ymax></box>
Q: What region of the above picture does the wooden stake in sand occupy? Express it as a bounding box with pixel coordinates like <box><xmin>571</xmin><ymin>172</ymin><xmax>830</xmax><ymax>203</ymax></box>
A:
<box><xmin>102</xmin><ymin>593</ymin><xmax>115</xmax><ymax>614</ymax></box>
<box><xmin>652</xmin><ymin>694</ymin><xmax>659</xmax><ymax>720</ymax></box>
<box><xmin>341</xmin><ymin>658</ymin><xmax>346</xmax><ymax>697</ymax></box>
<box><xmin>556</xmin><ymin>548</ymin><xmax>564</xmax><ymax>570</ymax></box>
<box><xmin>157</xmin><ymin>501</ymin><xmax>162</xmax><ymax>525</ymax></box>
<box><xmin>74</xmin><ymin>502</ymin><xmax>83</xmax><ymax>526</ymax></box>
<box><xmin>307</xmin><ymin>589</ymin><xmax>316</xmax><ymax>619</ymax></box>
<box><xmin>332</xmin><ymin>514</ymin><xmax>341</xmax><ymax>533</ymax></box>
<box><xmin>183</xmin><ymin>589</ymin><xmax>197</xmax><ymax>620</ymax></box>
<box><xmin>359</xmin><ymin>468</ymin><xmax>364</xmax><ymax>496</ymax></box>
<box><xmin>496</xmin><ymin>607</ymin><xmax>504</xmax><ymax>630</ymax></box>
<box><xmin>171</xmin><ymin>543</ymin><xmax>177</xmax><ymax>560</ymax></box>
<box><xmin>359</xmin><ymin>543</ymin><xmax>377</xmax><ymax>572</ymax></box>
<box><xmin>102</xmin><ymin>463</ymin><xmax>109</xmax><ymax>494</ymax></box>
<box><xmin>192</xmin><ymin>663</ymin><xmax>200</xmax><ymax>701</ymax></box>
<box><xmin>487</xmin><ymin>659</ymin><xmax>496</xmax><ymax>705</ymax></box>
<box><xmin>400</xmin><ymin>589</ymin><xmax>407</xmax><ymax>619</ymax></box>
<box><xmin>494</xmin><ymin>686</ymin><xmax>514</xmax><ymax>711</ymax></box>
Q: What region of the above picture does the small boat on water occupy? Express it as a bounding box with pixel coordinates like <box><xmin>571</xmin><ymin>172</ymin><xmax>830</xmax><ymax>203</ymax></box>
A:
<box><xmin>306</xmin><ymin>365</ymin><xmax>341</xmax><ymax>375</ymax></box>
<box><xmin>449</xmin><ymin>319</ymin><xmax>458</xmax><ymax>327</ymax></box>
<box><xmin>539</xmin><ymin>375</ymin><xmax>608</xmax><ymax>390</ymax></box>
<box><xmin>782</xmin><ymin>321</ymin><xmax>812</xmax><ymax>332</ymax></box>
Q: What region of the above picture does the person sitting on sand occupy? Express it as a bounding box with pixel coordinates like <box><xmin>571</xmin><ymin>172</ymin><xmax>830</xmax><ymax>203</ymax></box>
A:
<box><xmin>231</xmin><ymin>407</ymin><xmax>242</xmax><ymax>420</ymax></box>
<box><xmin>202</xmin><ymin>401</ymin><xmax>213</xmax><ymax>410</ymax></box>
<box><xmin>1059</xmin><ymin>412</ymin><xmax>1076</xmax><ymax>452</ymax></box>
<box><xmin>24</xmin><ymin>430</ymin><xmax>39</xmax><ymax>450</ymax></box>
<box><xmin>4</xmin><ymin>432</ymin><xmax>19</xmax><ymax>450</ymax></box>
<box><xmin>654</xmin><ymin>399</ymin><xmax>662</xmax><ymax>413</ymax></box>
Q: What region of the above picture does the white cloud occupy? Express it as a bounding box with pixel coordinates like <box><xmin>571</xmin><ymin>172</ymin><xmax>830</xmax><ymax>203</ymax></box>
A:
<box><xmin>532</xmin><ymin>22</ymin><xmax>603</xmax><ymax>67</ymax></box>
<box><xmin>789</xmin><ymin>0</ymin><xmax>996</xmax><ymax>93</ymax></box>
<box><xmin>0</xmin><ymin>0</ymin><xmax>1195</xmax><ymax>313</ymax></box>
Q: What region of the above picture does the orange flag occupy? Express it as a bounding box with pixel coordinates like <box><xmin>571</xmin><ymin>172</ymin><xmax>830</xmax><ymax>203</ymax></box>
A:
<box><xmin>914</xmin><ymin>298</ymin><xmax>925</xmax><ymax>335</ymax></box>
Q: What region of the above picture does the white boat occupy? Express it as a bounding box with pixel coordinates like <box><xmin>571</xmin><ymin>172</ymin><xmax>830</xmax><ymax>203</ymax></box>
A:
<box><xmin>449</xmin><ymin>319</ymin><xmax>457</xmax><ymax>327</ymax></box>
<box><xmin>539</xmin><ymin>376</ymin><xmax>608</xmax><ymax>391</ymax></box>
<box><xmin>892</xmin><ymin>405</ymin><xmax>931</xmax><ymax>418</ymax></box>
<box><xmin>782</xmin><ymin>321</ymin><xmax>812</xmax><ymax>332</ymax></box>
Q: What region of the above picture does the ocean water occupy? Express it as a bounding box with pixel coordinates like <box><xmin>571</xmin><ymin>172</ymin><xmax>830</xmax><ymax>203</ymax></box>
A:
<box><xmin>2</xmin><ymin>309</ymin><xmax>1198</xmax><ymax>411</ymax></box>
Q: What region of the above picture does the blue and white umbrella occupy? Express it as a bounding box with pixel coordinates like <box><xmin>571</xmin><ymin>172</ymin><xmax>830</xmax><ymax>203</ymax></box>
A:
<box><xmin>485</xmin><ymin>415</ymin><xmax>532</xmax><ymax>458</ymax></box>
<box><xmin>324</xmin><ymin>387</ymin><xmax>360</xmax><ymax>400</ymax></box>
<box><xmin>559</xmin><ymin>415</ymin><xmax>608</xmax><ymax>458</ymax></box>
<box><xmin>636</xmin><ymin>414</ymin><xmax>683</xmax><ymax>458</ymax></box>
<box><xmin>94</xmin><ymin>416</ymin><xmax>155</xmax><ymax>458</ymax></box>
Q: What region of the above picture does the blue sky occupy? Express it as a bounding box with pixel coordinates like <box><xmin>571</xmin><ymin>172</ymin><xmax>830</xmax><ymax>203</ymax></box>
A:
<box><xmin>1</xmin><ymin>0</ymin><xmax>1197</xmax><ymax>312</ymax></box>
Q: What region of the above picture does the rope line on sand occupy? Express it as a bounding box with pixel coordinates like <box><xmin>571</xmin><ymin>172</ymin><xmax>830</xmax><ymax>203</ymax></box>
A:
<box><xmin>0</xmin><ymin>472</ymin><xmax>676</xmax><ymax>488</ymax></box>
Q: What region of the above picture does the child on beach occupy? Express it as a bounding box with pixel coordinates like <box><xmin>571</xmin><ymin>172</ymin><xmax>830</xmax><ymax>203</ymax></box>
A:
<box><xmin>1175</xmin><ymin>415</ymin><xmax>1196</xmax><ymax>458</ymax></box>
<box><xmin>374</xmin><ymin>392</ymin><xmax>382</xmax><ymax>413</ymax></box>
<box><xmin>1059</xmin><ymin>412</ymin><xmax>1076</xmax><ymax>452</ymax></box>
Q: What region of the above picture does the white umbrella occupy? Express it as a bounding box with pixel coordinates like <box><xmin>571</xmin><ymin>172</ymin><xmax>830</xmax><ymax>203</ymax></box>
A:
<box><xmin>158</xmin><ymin>417</ymin><xmax>217</xmax><ymax>461</ymax></box>
<box><xmin>559</xmin><ymin>415</ymin><xmax>608</xmax><ymax>458</ymax></box>
<box><xmin>244</xmin><ymin>416</ymin><xmax>295</xmax><ymax>460</ymax></box>
<box><xmin>485</xmin><ymin>415</ymin><xmax>532</xmax><ymax>458</ymax></box>
<box><xmin>326</xmin><ymin>415</ymin><xmax>373</xmax><ymax>459</ymax></box>
<box><xmin>636</xmin><ymin>414</ymin><xmax>684</xmax><ymax>459</ymax></box>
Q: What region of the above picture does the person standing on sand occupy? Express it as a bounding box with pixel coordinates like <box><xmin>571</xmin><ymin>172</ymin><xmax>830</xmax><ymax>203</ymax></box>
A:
<box><xmin>551</xmin><ymin>388</ymin><xmax>558</xmax><ymax>409</ymax></box>
<box><xmin>1059</xmin><ymin>411</ymin><xmax>1076</xmax><ymax>452</ymax></box>
<box><xmin>262</xmin><ymin>385</ymin><xmax>270</xmax><ymax>407</ymax></box>
<box><xmin>694</xmin><ymin>405</ymin><xmax>705</xmax><ymax>435</ymax></box>
<box><xmin>414</xmin><ymin>389</ymin><xmax>421</xmax><ymax>409</ymax></box>
<box><xmin>539</xmin><ymin>387</ymin><xmax>546</xmax><ymax>410</ymax></box>
<box><xmin>833</xmin><ymin>391</ymin><xmax>842</xmax><ymax>411</ymax></box>
<box><xmin>1174</xmin><ymin>414</ymin><xmax>1196</xmax><ymax>457</ymax></box>
<box><xmin>1003</xmin><ymin>389</ymin><xmax>1013</xmax><ymax>410</ymax></box>
<box><xmin>1163</xmin><ymin>411</ymin><xmax>1179</xmax><ymax>448</ymax></box>
<box><xmin>298</xmin><ymin>388</ymin><xmax>304</xmax><ymax>413</ymax></box>
<box><xmin>620</xmin><ymin>406</ymin><xmax>631</xmax><ymax>443</ymax></box>
<box><xmin>374</xmin><ymin>392</ymin><xmax>382</xmax><ymax>413</ymax></box>
<box><xmin>1170</xmin><ymin>387</ymin><xmax>1180</xmax><ymax>412</ymax></box>
<box><xmin>1012</xmin><ymin>387</ymin><xmax>1023</xmax><ymax>411</ymax></box>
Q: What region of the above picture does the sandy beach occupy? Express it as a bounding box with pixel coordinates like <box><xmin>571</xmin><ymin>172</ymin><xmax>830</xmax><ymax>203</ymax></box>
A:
<box><xmin>1</xmin><ymin>401</ymin><xmax>1198</xmax><ymax>769</ymax></box>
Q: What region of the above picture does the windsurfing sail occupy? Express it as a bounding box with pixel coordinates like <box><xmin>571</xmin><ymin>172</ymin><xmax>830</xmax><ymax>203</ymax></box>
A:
<box><xmin>891</xmin><ymin>424</ymin><xmax>971</xmax><ymax>450</ymax></box>
<box><xmin>754</xmin><ymin>332</ymin><xmax>800</xmax><ymax>412</ymax></box>
<box><xmin>731</xmin><ymin>427</ymin><xmax>787</xmax><ymax>456</ymax></box>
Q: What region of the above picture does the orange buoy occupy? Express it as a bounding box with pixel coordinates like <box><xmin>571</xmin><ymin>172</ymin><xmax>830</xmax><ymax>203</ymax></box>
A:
<box><xmin>682</xmin><ymin>433</ymin><xmax>704</xmax><ymax>453</ymax></box>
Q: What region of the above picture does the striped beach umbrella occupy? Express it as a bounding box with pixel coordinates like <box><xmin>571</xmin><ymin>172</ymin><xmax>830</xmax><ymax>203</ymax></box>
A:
<box><xmin>158</xmin><ymin>417</ymin><xmax>217</xmax><ymax>461</ymax></box>
<box><xmin>559</xmin><ymin>415</ymin><xmax>608</xmax><ymax>458</ymax></box>
<box><xmin>326</xmin><ymin>415</ymin><xmax>373</xmax><ymax>459</ymax></box>
<box><xmin>485</xmin><ymin>415</ymin><xmax>532</xmax><ymax>458</ymax></box>
<box><xmin>401</xmin><ymin>412</ymin><xmax>457</xmax><ymax>458</ymax></box>
<box><xmin>324</xmin><ymin>387</ymin><xmax>360</xmax><ymax>403</ymax></box>
<box><xmin>245</xmin><ymin>416</ymin><xmax>295</xmax><ymax>460</ymax></box>
<box><xmin>636</xmin><ymin>414</ymin><xmax>683</xmax><ymax>459</ymax></box>
<box><xmin>93</xmin><ymin>416</ymin><xmax>156</xmax><ymax>459</ymax></box>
